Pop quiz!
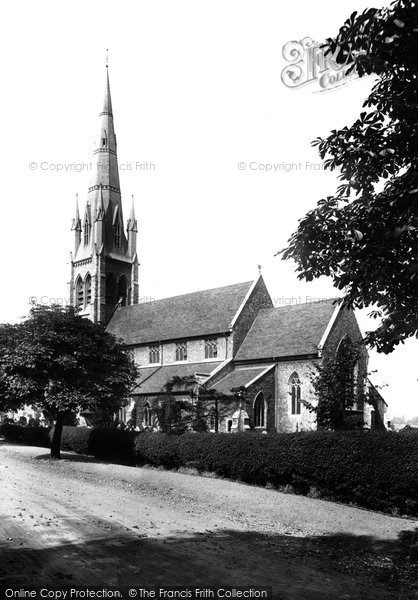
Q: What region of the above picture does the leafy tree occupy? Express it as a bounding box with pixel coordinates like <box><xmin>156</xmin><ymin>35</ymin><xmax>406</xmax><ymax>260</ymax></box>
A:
<box><xmin>150</xmin><ymin>377</ymin><xmax>195</xmax><ymax>434</ymax></box>
<box><xmin>150</xmin><ymin>376</ymin><xmax>240</xmax><ymax>433</ymax></box>
<box><xmin>280</xmin><ymin>0</ymin><xmax>418</xmax><ymax>353</ymax></box>
<box><xmin>126</xmin><ymin>404</ymin><xmax>138</xmax><ymax>430</ymax></box>
<box><xmin>0</xmin><ymin>304</ymin><xmax>138</xmax><ymax>458</ymax></box>
<box><xmin>304</xmin><ymin>340</ymin><xmax>366</xmax><ymax>430</ymax></box>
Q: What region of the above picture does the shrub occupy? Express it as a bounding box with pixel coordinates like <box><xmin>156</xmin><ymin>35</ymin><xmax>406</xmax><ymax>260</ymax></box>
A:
<box><xmin>134</xmin><ymin>431</ymin><xmax>418</xmax><ymax>516</ymax></box>
<box><xmin>58</xmin><ymin>426</ymin><xmax>91</xmax><ymax>454</ymax></box>
<box><xmin>88</xmin><ymin>428</ymin><xmax>136</xmax><ymax>461</ymax></box>
<box><xmin>50</xmin><ymin>426</ymin><xmax>136</xmax><ymax>462</ymax></box>
<box><xmin>0</xmin><ymin>423</ymin><xmax>50</xmax><ymax>447</ymax></box>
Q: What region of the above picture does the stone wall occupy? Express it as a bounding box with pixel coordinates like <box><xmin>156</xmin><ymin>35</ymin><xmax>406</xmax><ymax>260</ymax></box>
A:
<box><xmin>132</xmin><ymin>336</ymin><xmax>228</xmax><ymax>366</ymax></box>
<box><xmin>245</xmin><ymin>366</ymin><xmax>276</xmax><ymax>432</ymax></box>
<box><xmin>322</xmin><ymin>305</ymin><xmax>369</xmax><ymax>412</ymax></box>
<box><xmin>276</xmin><ymin>359</ymin><xmax>319</xmax><ymax>433</ymax></box>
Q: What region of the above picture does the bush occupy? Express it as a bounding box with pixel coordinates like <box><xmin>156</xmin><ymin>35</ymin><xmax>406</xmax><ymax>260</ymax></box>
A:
<box><xmin>134</xmin><ymin>431</ymin><xmax>418</xmax><ymax>516</ymax></box>
<box><xmin>1</xmin><ymin>423</ymin><xmax>136</xmax><ymax>463</ymax></box>
<box><xmin>52</xmin><ymin>426</ymin><xmax>136</xmax><ymax>462</ymax></box>
<box><xmin>0</xmin><ymin>423</ymin><xmax>50</xmax><ymax>447</ymax></box>
<box><xmin>58</xmin><ymin>426</ymin><xmax>91</xmax><ymax>454</ymax></box>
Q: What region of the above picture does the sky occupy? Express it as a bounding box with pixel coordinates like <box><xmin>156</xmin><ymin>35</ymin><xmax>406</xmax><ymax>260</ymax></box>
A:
<box><xmin>0</xmin><ymin>0</ymin><xmax>416</xmax><ymax>419</ymax></box>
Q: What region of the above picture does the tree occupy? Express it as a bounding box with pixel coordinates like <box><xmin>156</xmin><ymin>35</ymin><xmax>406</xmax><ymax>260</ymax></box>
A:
<box><xmin>304</xmin><ymin>340</ymin><xmax>366</xmax><ymax>430</ymax></box>
<box><xmin>0</xmin><ymin>304</ymin><xmax>138</xmax><ymax>458</ymax></box>
<box><xmin>152</xmin><ymin>377</ymin><xmax>195</xmax><ymax>434</ymax></box>
<box><xmin>280</xmin><ymin>0</ymin><xmax>418</xmax><ymax>353</ymax></box>
<box><xmin>149</xmin><ymin>376</ymin><xmax>240</xmax><ymax>433</ymax></box>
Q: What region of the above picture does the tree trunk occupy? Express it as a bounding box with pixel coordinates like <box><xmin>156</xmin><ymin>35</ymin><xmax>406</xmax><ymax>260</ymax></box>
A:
<box><xmin>50</xmin><ymin>412</ymin><xmax>64</xmax><ymax>459</ymax></box>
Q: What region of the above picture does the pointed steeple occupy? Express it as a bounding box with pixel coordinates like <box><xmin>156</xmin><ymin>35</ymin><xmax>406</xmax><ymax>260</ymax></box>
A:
<box><xmin>87</xmin><ymin>64</ymin><xmax>122</xmax><ymax>219</ymax></box>
<box><xmin>71</xmin><ymin>194</ymin><xmax>82</xmax><ymax>231</ymax></box>
<box><xmin>71</xmin><ymin>194</ymin><xmax>82</xmax><ymax>254</ymax></box>
<box><xmin>70</xmin><ymin>60</ymin><xmax>139</xmax><ymax>324</ymax></box>
<box><xmin>127</xmin><ymin>195</ymin><xmax>138</xmax><ymax>259</ymax></box>
<box><xmin>101</xmin><ymin>65</ymin><xmax>113</xmax><ymax>117</ymax></box>
<box><xmin>127</xmin><ymin>195</ymin><xmax>138</xmax><ymax>232</ymax></box>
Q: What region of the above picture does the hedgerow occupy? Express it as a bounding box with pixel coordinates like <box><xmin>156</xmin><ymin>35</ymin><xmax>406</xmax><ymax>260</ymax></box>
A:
<box><xmin>56</xmin><ymin>426</ymin><xmax>136</xmax><ymax>462</ymax></box>
<box><xmin>2</xmin><ymin>423</ymin><xmax>416</xmax><ymax>515</ymax></box>
<box><xmin>0</xmin><ymin>423</ymin><xmax>51</xmax><ymax>447</ymax></box>
<box><xmin>134</xmin><ymin>431</ymin><xmax>418</xmax><ymax>516</ymax></box>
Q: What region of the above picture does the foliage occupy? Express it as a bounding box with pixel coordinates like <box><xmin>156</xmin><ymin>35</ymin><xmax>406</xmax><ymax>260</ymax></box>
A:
<box><xmin>0</xmin><ymin>304</ymin><xmax>139</xmax><ymax>458</ymax></box>
<box><xmin>149</xmin><ymin>376</ymin><xmax>240</xmax><ymax>433</ymax></box>
<box><xmin>55</xmin><ymin>426</ymin><xmax>136</xmax><ymax>462</ymax></box>
<box><xmin>126</xmin><ymin>404</ymin><xmax>138</xmax><ymax>430</ymax></box>
<box><xmin>305</xmin><ymin>339</ymin><xmax>366</xmax><ymax>429</ymax></box>
<box><xmin>0</xmin><ymin>423</ymin><xmax>51</xmax><ymax>447</ymax></box>
<box><xmin>134</xmin><ymin>431</ymin><xmax>418</xmax><ymax>515</ymax></box>
<box><xmin>280</xmin><ymin>0</ymin><xmax>418</xmax><ymax>353</ymax></box>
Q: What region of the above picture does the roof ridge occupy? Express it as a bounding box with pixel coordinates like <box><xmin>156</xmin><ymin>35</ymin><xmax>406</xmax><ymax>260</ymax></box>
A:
<box><xmin>122</xmin><ymin>280</ymin><xmax>253</xmax><ymax>309</ymax></box>
<box><xmin>260</xmin><ymin>297</ymin><xmax>341</xmax><ymax>312</ymax></box>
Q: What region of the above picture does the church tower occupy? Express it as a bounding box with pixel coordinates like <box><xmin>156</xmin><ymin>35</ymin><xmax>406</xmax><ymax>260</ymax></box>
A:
<box><xmin>69</xmin><ymin>65</ymin><xmax>139</xmax><ymax>324</ymax></box>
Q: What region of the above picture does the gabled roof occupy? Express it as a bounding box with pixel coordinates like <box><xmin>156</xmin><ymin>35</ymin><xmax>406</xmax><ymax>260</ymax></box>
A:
<box><xmin>133</xmin><ymin>361</ymin><xmax>222</xmax><ymax>395</ymax></box>
<box><xmin>107</xmin><ymin>281</ymin><xmax>253</xmax><ymax>345</ymax></box>
<box><xmin>235</xmin><ymin>299</ymin><xmax>339</xmax><ymax>361</ymax></box>
<box><xmin>208</xmin><ymin>364</ymin><xmax>275</xmax><ymax>395</ymax></box>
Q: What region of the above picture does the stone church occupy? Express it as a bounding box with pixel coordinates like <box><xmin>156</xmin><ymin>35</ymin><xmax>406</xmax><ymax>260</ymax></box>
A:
<box><xmin>69</xmin><ymin>67</ymin><xmax>386</xmax><ymax>433</ymax></box>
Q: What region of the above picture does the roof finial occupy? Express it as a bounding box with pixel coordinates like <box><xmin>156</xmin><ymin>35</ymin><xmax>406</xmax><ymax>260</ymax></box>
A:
<box><xmin>257</xmin><ymin>264</ymin><xmax>262</xmax><ymax>275</ymax></box>
<box><xmin>105</xmin><ymin>48</ymin><xmax>109</xmax><ymax>69</ymax></box>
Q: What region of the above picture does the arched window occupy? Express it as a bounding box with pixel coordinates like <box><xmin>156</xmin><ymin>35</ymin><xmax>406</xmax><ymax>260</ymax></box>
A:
<box><xmin>84</xmin><ymin>218</ymin><xmax>91</xmax><ymax>245</ymax></box>
<box><xmin>85</xmin><ymin>274</ymin><xmax>92</xmax><ymax>305</ymax></box>
<box><xmin>254</xmin><ymin>392</ymin><xmax>266</xmax><ymax>427</ymax></box>
<box><xmin>289</xmin><ymin>372</ymin><xmax>301</xmax><ymax>415</ymax></box>
<box><xmin>204</xmin><ymin>339</ymin><xmax>218</xmax><ymax>359</ymax></box>
<box><xmin>105</xmin><ymin>273</ymin><xmax>117</xmax><ymax>305</ymax></box>
<box><xmin>143</xmin><ymin>402</ymin><xmax>153</xmax><ymax>428</ymax></box>
<box><xmin>209</xmin><ymin>408</ymin><xmax>216</xmax><ymax>431</ymax></box>
<box><xmin>118</xmin><ymin>275</ymin><xmax>127</xmax><ymax>307</ymax></box>
<box><xmin>75</xmin><ymin>276</ymin><xmax>84</xmax><ymax>308</ymax></box>
<box><xmin>114</xmin><ymin>216</ymin><xmax>121</xmax><ymax>248</ymax></box>
<box><xmin>337</xmin><ymin>336</ymin><xmax>358</xmax><ymax>409</ymax></box>
<box><xmin>353</xmin><ymin>362</ymin><xmax>359</xmax><ymax>410</ymax></box>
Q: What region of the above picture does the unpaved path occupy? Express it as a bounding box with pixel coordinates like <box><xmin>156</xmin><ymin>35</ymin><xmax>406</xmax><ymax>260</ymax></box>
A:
<box><xmin>0</xmin><ymin>443</ymin><xmax>416</xmax><ymax>599</ymax></box>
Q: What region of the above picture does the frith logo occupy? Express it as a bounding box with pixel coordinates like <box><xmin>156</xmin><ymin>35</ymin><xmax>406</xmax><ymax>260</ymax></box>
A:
<box><xmin>281</xmin><ymin>37</ymin><xmax>359</xmax><ymax>92</ymax></box>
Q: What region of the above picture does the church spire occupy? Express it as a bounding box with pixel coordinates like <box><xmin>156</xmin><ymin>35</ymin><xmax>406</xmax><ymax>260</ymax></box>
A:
<box><xmin>70</xmin><ymin>60</ymin><xmax>139</xmax><ymax>324</ymax></box>
<box><xmin>127</xmin><ymin>194</ymin><xmax>138</xmax><ymax>231</ymax></box>
<box><xmin>102</xmin><ymin>62</ymin><xmax>113</xmax><ymax>117</ymax></box>
<box><xmin>127</xmin><ymin>194</ymin><xmax>138</xmax><ymax>259</ymax></box>
<box><xmin>71</xmin><ymin>194</ymin><xmax>82</xmax><ymax>254</ymax></box>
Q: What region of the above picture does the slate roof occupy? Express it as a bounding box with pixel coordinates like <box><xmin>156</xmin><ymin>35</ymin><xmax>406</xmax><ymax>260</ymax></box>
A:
<box><xmin>106</xmin><ymin>281</ymin><xmax>253</xmax><ymax>345</ymax></box>
<box><xmin>208</xmin><ymin>365</ymin><xmax>275</xmax><ymax>395</ymax></box>
<box><xmin>134</xmin><ymin>361</ymin><xmax>222</xmax><ymax>395</ymax></box>
<box><xmin>235</xmin><ymin>299</ymin><xmax>339</xmax><ymax>360</ymax></box>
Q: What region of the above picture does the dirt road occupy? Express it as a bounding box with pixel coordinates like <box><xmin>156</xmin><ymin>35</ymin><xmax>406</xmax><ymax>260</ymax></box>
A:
<box><xmin>0</xmin><ymin>443</ymin><xmax>416</xmax><ymax>599</ymax></box>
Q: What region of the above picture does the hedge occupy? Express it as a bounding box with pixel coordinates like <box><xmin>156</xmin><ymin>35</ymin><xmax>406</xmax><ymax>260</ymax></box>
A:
<box><xmin>134</xmin><ymin>431</ymin><xmax>418</xmax><ymax>516</ymax></box>
<box><xmin>0</xmin><ymin>423</ymin><xmax>51</xmax><ymax>447</ymax></box>
<box><xmin>56</xmin><ymin>426</ymin><xmax>136</xmax><ymax>462</ymax></box>
<box><xmin>2</xmin><ymin>423</ymin><xmax>417</xmax><ymax>516</ymax></box>
<box><xmin>0</xmin><ymin>424</ymin><xmax>136</xmax><ymax>462</ymax></box>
